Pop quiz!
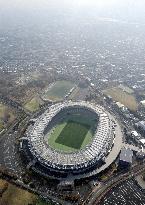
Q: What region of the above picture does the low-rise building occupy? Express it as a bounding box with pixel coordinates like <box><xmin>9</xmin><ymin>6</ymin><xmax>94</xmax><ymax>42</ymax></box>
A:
<box><xmin>119</xmin><ymin>148</ymin><xmax>133</xmax><ymax>168</ymax></box>
<box><xmin>136</xmin><ymin>121</ymin><xmax>145</xmax><ymax>131</ymax></box>
<box><xmin>131</xmin><ymin>131</ymin><xmax>140</xmax><ymax>141</ymax></box>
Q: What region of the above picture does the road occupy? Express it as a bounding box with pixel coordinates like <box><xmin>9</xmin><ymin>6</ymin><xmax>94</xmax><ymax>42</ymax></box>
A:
<box><xmin>82</xmin><ymin>163</ymin><xmax>145</xmax><ymax>205</ymax></box>
<box><xmin>0</xmin><ymin>114</ymin><xmax>30</xmax><ymax>175</ymax></box>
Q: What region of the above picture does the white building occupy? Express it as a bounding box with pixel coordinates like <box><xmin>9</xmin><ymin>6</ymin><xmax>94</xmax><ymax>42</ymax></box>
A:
<box><xmin>131</xmin><ymin>131</ymin><xmax>140</xmax><ymax>140</ymax></box>
<box><xmin>139</xmin><ymin>139</ymin><xmax>145</xmax><ymax>146</ymax></box>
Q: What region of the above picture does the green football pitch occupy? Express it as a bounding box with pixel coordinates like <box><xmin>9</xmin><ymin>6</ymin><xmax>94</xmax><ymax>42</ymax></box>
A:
<box><xmin>55</xmin><ymin>120</ymin><xmax>90</xmax><ymax>149</ymax></box>
<box><xmin>43</xmin><ymin>80</ymin><xmax>75</xmax><ymax>101</ymax></box>
<box><xmin>47</xmin><ymin>116</ymin><xmax>96</xmax><ymax>152</ymax></box>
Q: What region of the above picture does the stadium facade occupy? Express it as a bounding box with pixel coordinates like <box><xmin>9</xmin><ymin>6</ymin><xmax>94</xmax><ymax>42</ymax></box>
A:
<box><xmin>20</xmin><ymin>101</ymin><xmax>122</xmax><ymax>179</ymax></box>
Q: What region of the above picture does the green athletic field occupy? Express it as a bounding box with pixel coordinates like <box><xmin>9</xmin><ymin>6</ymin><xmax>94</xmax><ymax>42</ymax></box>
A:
<box><xmin>47</xmin><ymin>114</ymin><xmax>96</xmax><ymax>153</ymax></box>
<box><xmin>0</xmin><ymin>104</ymin><xmax>15</xmax><ymax>132</ymax></box>
<box><xmin>42</xmin><ymin>80</ymin><xmax>75</xmax><ymax>101</ymax></box>
<box><xmin>24</xmin><ymin>97</ymin><xmax>44</xmax><ymax>112</ymax></box>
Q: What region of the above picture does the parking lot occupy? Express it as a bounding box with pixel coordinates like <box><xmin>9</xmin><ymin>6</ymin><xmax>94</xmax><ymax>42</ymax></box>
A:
<box><xmin>0</xmin><ymin>130</ymin><xmax>24</xmax><ymax>176</ymax></box>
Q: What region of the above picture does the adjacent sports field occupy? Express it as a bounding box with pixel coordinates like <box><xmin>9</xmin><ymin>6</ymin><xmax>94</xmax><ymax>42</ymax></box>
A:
<box><xmin>42</xmin><ymin>80</ymin><xmax>75</xmax><ymax>101</ymax></box>
<box><xmin>0</xmin><ymin>104</ymin><xmax>15</xmax><ymax>132</ymax></box>
<box><xmin>24</xmin><ymin>96</ymin><xmax>44</xmax><ymax>112</ymax></box>
<box><xmin>0</xmin><ymin>179</ymin><xmax>52</xmax><ymax>205</ymax></box>
<box><xmin>47</xmin><ymin>114</ymin><xmax>96</xmax><ymax>152</ymax></box>
<box><xmin>103</xmin><ymin>87</ymin><xmax>138</xmax><ymax>111</ymax></box>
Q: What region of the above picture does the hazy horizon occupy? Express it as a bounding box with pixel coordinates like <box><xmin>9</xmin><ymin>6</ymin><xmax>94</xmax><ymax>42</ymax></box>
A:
<box><xmin>0</xmin><ymin>0</ymin><xmax>145</xmax><ymax>23</ymax></box>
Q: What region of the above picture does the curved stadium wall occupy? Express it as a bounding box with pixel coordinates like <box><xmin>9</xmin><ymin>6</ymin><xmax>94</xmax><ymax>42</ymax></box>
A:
<box><xmin>21</xmin><ymin>101</ymin><xmax>116</xmax><ymax>179</ymax></box>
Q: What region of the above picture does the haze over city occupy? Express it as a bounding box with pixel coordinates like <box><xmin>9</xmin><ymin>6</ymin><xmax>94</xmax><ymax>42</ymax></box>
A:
<box><xmin>1</xmin><ymin>0</ymin><xmax>145</xmax><ymax>205</ymax></box>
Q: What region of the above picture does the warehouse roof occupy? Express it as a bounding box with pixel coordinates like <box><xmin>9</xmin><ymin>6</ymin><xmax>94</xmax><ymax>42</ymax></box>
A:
<box><xmin>120</xmin><ymin>148</ymin><xmax>133</xmax><ymax>163</ymax></box>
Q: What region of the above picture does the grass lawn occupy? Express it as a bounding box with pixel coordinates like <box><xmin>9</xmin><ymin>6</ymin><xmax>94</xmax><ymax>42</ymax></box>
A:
<box><xmin>36</xmin><ymin>199</ymin><xmax>53</xmax><ymax>205</ymax></box>
<box><xmin>0</xmin><ymin>180</ymin><xmax>36</xmax><ymax>205</ymax></box>
<box><xmin>68</xmin><ymin>86</ymin><xmax>80</xmax><ymax>100</ymax></box>
<box><xmin>0</xmin><ymin>179</ymin><xmax>50</xmax><ymax>205</ymax></box>
<box><xmin>24</xmin><ymin>97</ymin><xmax>44</xmax><ymax>112</ymax></box>
<box><xmin>43</xmin><ymin>80</ymin><xmax>75</xmax><ymax>101</ymax></box>
<box><xmin>103</xmin><ymin>87</ymin><xmax>138</xmax><ymax>111</ymax></box>
<box><xmin>0</xmin><ymin>104</ymin><xmax>15</xmax><ymax>132</ymax></box>
<box><xmin>55</xmin><ymin>120</ymin><xmax>91</xmax><ymax>149</ymax></box>
<box><xmin>47</xmin><ymin>114</ymin><xmax>96</xmax><ymax>152</ymax></box>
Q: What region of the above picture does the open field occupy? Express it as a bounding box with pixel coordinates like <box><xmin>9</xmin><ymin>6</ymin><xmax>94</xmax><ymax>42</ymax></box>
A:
<box><xmin>0</xmin><ymin>179</ymin><xmax>36</xmax><ymax>205</ymax></box>
<box><xmin>0</xmin><ymin>104</ymin><xmax>15</xmax><ymax>132</ymax></box>
<box><xmin>68</xmin><ymin>86</ymin><xmax>80</xmax><ymax>100</ymax></box>
<box><xmin>103</xmin><ymin>87</ymin><xmax>138</xmax><ymax>111</ymax></box>
<box><xmin>0</xmin><ymin>179</ymin><xmax>50</xmax><ymax>205</ymax></box>
<box><xmin>42</xmin><ymin>80</ymin><xmax>75</xmax><ymax>101</ymax></box>
<box><xmin>36</xmin><ymin>199</ymin><xmax>54</xmax><ymax>205</ymax></box>
<box><xmin>24</xmin><ymin>96</ymin><xmax>44</xmax><ymax>112</ymax></box>
<box><xmin>47</xmin><ymin>114</ymin><xmax>96</xmax><ymax>152</ymax></box>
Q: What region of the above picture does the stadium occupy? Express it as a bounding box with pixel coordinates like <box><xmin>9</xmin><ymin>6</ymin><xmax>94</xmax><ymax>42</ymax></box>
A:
<box><xmin>20</xmin><ymin>101</ymin><xmax>122</xmax><ymax>179</ymax></box>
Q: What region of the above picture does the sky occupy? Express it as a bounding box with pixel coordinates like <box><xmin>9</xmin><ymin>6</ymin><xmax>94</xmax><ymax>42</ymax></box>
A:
<box><xmin>0</xmin><ymin>0</ymin><xmax>118</xmax><ymax>8</ymax></box>
<box><xmin>0</xmin><ymin>0</ymin><xmax>145</xmax><ymax>24</ymax></box>
<box><xmin>0</xmin><ymin>0</ymin><xmax>143</xmax><ymax>9</ymax></box>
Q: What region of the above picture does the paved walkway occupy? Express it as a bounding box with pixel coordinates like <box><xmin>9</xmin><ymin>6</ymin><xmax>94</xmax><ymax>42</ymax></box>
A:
<box><xmin>94</xmin><ymin>114</ymin><xmax>123</xmax><ymax>174</ymax></box>
<box><xmin>136</xmin><ymin>175</ymin><xmax>145</xmax><ymax>189</ymax></box>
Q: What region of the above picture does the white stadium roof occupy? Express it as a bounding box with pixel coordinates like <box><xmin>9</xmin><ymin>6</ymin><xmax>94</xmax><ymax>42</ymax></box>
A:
<box><xmin>24</xmin><ymin>101</ymin><xmax>116</xmax><ymax>171</ymax></box>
